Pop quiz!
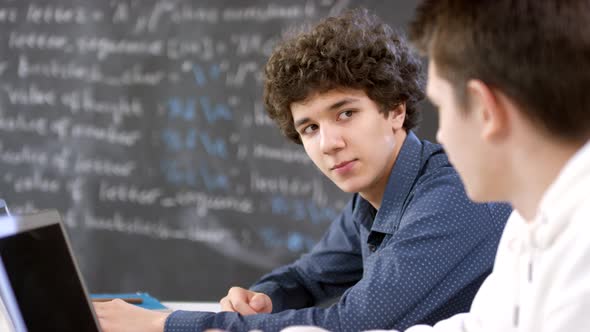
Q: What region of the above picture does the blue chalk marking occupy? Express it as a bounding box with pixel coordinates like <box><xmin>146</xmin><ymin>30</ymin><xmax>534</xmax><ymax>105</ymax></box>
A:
<box><xmin>168</xmin><ymin>97</ymin><xmax>195</xmax><ymax>120</ymax></box>
<box><xmin>199</xmin><ymin>96</ymin><xmax>232</xmax><ymax>124</ymax></box>
<box><xmin>192</xmin><ymin>65</ymin><xmax>207</xmax><ymax>86</ymax></box>
<box><xmin>199</xmin><ymin>133</ymin><xmax>228</xmax><ymax>158</ymax></box>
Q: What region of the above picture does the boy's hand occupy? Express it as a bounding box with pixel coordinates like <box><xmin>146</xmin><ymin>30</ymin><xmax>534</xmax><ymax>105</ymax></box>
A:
<box><xmin>219</xmin><ymin>287</ymin><xmax>272</xmax><ymax>315</ymax></box>
<box><xmin>93</xmin><ymin>299</ymin><xmax>169</xmax><ymax>332</ymax></box>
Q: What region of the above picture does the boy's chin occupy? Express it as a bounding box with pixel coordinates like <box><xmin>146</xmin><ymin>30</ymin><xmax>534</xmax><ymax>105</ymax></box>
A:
<box><xmin>334</xmin><ymin>182</ymin><xmax>364</xmax><ymax>194</ymax></box>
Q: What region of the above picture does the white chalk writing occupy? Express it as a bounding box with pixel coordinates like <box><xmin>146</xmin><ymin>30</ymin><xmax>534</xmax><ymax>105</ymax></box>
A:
<box><xmin>99</xmin><ymin>182</ymin><xmax>162</xmax><ymax>205</ymax></box>
<box><xmin>252</xmin><ymin>144</ymin><xmax>311</xmax><ymax>164</ymax></box>
<box><xmin>17</xmin><ymin>55</ymin><xmax>165</xmax><ymax>86</ymax></box>
<box><xmin>60</xmin><ymin>88</ymin><xmax>143</xmax><ymax>124</ymax></box>
<box><xmin>0</xmin><ymin>143</ymin><xmax>49</xmax><ymax>167</ymax></box>
<box><xmin>25</xmin><ymin>3</ymin><xmax>93</xmax><ymax>25</ymax></box>
<box><xmin>160</xmin><ymin>191</ymin><xmax>254</xmax><ymax>216</ymax></box>
<box><xmin>11</xmin><ymin>171</ymin><xmax>61</xmax><ymax>193</ymax></box>
<box><xmin>250</xmin><ymin>171</ymin><xmax>312</xmax><ymax>196</ymax></box>
<box><xmin>83</xmin><ymin>212</ymin><xmax>230</xmax><ymax>243</ymax></box>
<box><xmin>3</xmin><ymin>83</ymin><xmax>56</xmax><ymax>107</ymax></box>
<box><xmin>9</xmin><ymin>31</ymin><xmax>70</xmax><ymax>52</ymax></box>
<box><xmin>70</xmin><ymin>123</ymin><xmax>141</xmax><ymax>147</ymax></box>
<box><xmin>0</xmin><ymin>114</ymin><xmax>48</xmax><ymax>135</ymax></box>
<box><xmin>75</xmin><ymin>158</ymin><xmax>136</xmax><ymax>177</ymax></box>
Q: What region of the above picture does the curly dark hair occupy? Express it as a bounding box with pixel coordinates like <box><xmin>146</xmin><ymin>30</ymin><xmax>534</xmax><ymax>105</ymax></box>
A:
<box><xmin>263</xmin><ymin>8</ymin><xmax>425</xmax><ymax>144</ymax></box>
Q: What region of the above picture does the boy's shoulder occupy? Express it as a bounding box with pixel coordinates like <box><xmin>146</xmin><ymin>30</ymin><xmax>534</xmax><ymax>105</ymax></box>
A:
<box><xmin>414</xmin><ymin>138</ymin><xmax>512</xmax><ymax>219</ymax></box>
<box><xmin>415</xmin><ymin>138</ymin><xmax>454</xmax><ymax>182</ymax></box>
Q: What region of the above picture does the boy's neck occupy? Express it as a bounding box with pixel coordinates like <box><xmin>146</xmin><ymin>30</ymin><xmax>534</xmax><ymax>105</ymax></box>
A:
<box><xmin>509</xmin><ymin>137</ymin><xmax>584</xmax><ymax>221</ymax></box>
<box><xmin>360</xmin><ymin>130</ymin><xmax>407</xmax><ymax>209</ymax></box>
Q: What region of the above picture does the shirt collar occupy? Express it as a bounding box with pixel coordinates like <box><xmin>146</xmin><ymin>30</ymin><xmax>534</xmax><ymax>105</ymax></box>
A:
<box><xmin>539</xmin><ymin>139</ymin><xmax>590</xmax><ymax>213</ymax></box>
<box><xmin>352</xmin><ymin>131</ymin><xmax>424</xmax><ymax>234</ymax></box>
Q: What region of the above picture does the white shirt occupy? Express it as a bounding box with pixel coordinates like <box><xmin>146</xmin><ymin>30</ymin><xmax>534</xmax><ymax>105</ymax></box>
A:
<box><xmin>283</xmin><ymin>140</ymin><xmax>590</xmax><ymax>332</ymax></box>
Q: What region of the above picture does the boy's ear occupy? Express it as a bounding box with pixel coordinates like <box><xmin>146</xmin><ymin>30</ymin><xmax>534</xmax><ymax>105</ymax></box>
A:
<box><xmin>466</xmin><ymin>79</ymin><xmax>508</xmax><ymax>141</ymax></box>
<box><xmin>389</xmin><ymin>103</ymin><xmax>406</xmax><ymax>130</ymax></box>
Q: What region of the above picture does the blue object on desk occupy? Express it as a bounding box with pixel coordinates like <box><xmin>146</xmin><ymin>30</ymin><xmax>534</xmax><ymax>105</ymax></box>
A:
<box><xmin>91</xmin><ymin>292</ymin><xmax>167</xmax><ymax>310</ymax></box>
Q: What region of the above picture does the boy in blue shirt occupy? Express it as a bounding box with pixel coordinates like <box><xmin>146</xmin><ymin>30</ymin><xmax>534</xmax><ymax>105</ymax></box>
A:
<box><xmin>94</xmin><ymin>9</ymin><xmax>510</xmax><ymax>332</ymax></box>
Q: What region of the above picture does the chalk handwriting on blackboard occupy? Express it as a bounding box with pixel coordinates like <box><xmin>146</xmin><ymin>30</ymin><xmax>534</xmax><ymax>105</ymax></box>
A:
<box><xmin>0</xmin><ymin>0</ymin><xmax>413</xmax><ymax>301</ymax></box>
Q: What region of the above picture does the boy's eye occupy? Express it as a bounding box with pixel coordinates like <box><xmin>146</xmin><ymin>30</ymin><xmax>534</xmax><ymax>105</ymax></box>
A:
<box><xmin>302</xmin><ymin>124</ymin><xmax>318</xmax><ymax>134</ymax></box>
<box><xmin>338</xmin><ymin>110</ymin><xmax>354</xmax><ymax>120</ymax></box>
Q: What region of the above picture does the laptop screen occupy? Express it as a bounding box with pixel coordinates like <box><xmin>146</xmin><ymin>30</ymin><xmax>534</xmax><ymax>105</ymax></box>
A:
<box><xmin>0</xmin><ymin>241</ymin><xmax>27</xmax><ymax>331</ymax></box>
<box><xmin>0</xmin><ymin>211</ymin><xmax>100</xmax><ymax>331</ymax></box>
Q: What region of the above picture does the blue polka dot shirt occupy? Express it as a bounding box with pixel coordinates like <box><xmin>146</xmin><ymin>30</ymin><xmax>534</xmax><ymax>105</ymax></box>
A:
<box><xmin>165</xmin><ymin>131</ymin><xmax>512</xmax><ymax>332</ymax></box>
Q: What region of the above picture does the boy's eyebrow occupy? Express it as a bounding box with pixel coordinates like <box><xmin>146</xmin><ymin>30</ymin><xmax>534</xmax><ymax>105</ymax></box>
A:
<box><xmin>328</xmin><ymin>97</ymin><xmax>359</xmax><ymax>111</ymax></box>
<box><xmin>294</xmin><ymin>117</ymin><xmax>311</xmax><ymax>129</ymax></box>
<box><xmin>293</xmin><ymin>97</ymin><xmax>360</xmax><ymax>128</ymax></box>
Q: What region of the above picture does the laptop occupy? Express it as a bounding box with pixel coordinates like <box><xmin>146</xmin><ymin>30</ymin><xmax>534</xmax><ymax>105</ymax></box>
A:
<box><xmin>0</xmin><ymin>210</ymin><xmax>101</xmax><ymax>331</ymax></box>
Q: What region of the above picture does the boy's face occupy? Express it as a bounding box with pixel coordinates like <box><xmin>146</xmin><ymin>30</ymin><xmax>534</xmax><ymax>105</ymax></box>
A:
<box><xmin>291</xmin><ymin>88</ymin><xmax>405</xmax><ymax>203</ymax></box>
<box><xmin>426</xmin><ymin>61</ymin><xmax>500</xmax><ymax>201</ymax></box>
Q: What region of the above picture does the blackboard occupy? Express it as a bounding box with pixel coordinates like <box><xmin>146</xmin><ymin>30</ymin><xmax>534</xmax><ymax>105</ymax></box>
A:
<box><xmin>0</xmin><ymin>0</ymin><xmax>436</xmax><ymax>301</ymax></box>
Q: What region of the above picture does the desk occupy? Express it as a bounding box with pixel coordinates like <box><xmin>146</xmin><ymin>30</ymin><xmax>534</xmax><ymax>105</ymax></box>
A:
<box><xmin>0</xmin><ymin>302</ymin><xmax>221</xmax><ymax>330</ymax></box>
<box><xmin>163</xmin><ymin>301</ymin><xmax>221</xmax><ymax>313</ymax></box>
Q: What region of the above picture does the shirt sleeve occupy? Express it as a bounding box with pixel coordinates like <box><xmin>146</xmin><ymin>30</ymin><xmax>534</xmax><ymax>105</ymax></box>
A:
<box><xmin>249</xmin><ymin>197</ymin><xmax>364</xmax><ymax>312</ymax></box>
<box><xmin>164</xmin><ymin>168</ymin><xmax>509</xmax><ymax>332</ymax></box>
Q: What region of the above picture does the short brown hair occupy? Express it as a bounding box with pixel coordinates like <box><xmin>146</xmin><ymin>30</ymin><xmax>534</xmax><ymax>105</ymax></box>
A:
<box><xmin>410</xmin><ymin>0</ymin><xmax>590</xmax><ymax>142</ymax></box>
<box><xmin>264</xmin><ymin>8</ymin><xmax>425</xmax><ymax>144</ymax></box>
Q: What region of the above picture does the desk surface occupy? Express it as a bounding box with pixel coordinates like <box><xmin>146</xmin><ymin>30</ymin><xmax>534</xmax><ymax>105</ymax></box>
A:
<box><xmin>163</xmin><ymin>301</ymin><xmax>221</xmax><ymax>313</ymax></box>
<box><xmin>0</xmin><ymin>301</ymin><xmax>221</xmax><ymax>330</ymax></box>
